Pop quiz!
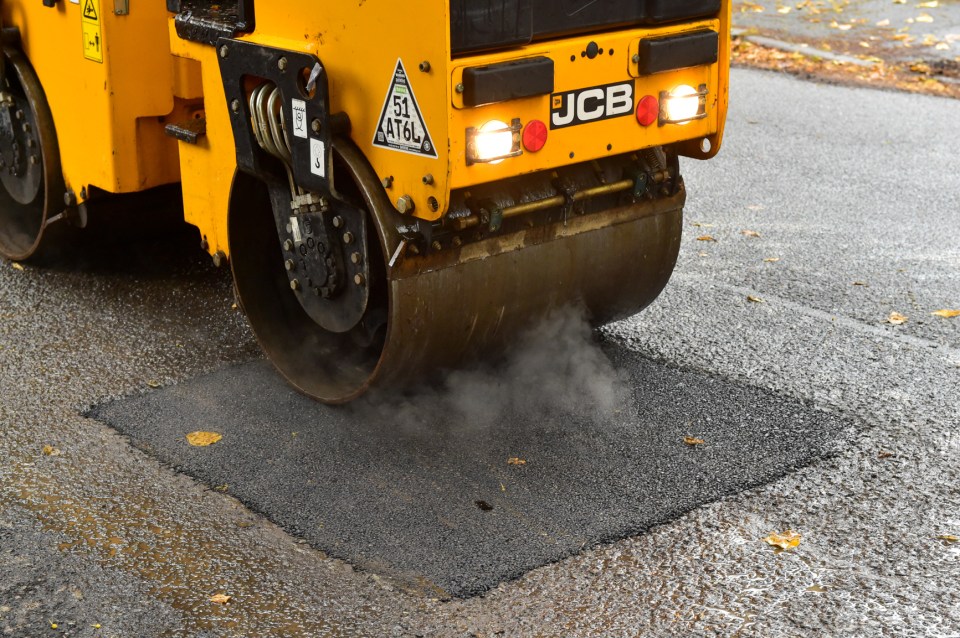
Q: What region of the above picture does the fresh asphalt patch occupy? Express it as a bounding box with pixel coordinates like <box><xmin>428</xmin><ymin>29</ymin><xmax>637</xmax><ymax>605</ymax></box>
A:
<box><xmin>89</xmin><ymin>346</ymin><xmax>850</xmax><ymax>598</ymax></box>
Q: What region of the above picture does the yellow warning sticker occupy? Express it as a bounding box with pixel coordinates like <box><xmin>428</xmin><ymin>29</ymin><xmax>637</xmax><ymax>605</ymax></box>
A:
<box><xmin>81</xmin><ymin>0</ymin><xmax>103</xmax><ymax>63</ymax></box>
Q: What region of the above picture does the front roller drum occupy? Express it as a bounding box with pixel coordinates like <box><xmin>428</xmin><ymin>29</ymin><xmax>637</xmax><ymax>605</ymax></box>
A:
<box><xmin>230</xmin><ymin>142</ymin><xmax>683</xmax><ymax>403</ymax></box>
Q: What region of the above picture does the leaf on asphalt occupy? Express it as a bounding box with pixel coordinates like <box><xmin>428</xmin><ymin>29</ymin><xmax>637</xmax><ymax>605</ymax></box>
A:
<box><xmin>893</xmin><ymin>0</ymin><xmax>906</xmax><ymax>4</ymax></box>
<box><xmin>741</xmin><ymin>229</ymin><xmax>762</xmax><ymax>238</ymax></box>
<box><xmin>763</xmin><ymin>257</ymin><xmax>780</xmax><ymax>263</ymax></box>
<box><xmin>146</xmin><ymin>380</ymin><xmax>162</xmax><ymax>389</ymax></box>
<box><xmin>11</xmin><ymin>262</ymin><xmax>23</xmax><ymax>271</ymax></box>
<box><xmin>186</xmin><ymin>431</ymin><xmax>223</xmax><ymax>447</ymax></box>
<box><xmin>507</xmin><ymin>457</ymin><xmax>527</xmax><ymax>466</ymax></box>
<box><xmin>209</xmin><ymin>593</ymin><xmax>232</xmax><ymax>604</ymax></box>
<box><xmin>887</xmin><ymin>311</ymin><xmax>908</xmax><ymax>325</ymax></box>
<box><xmin>915</xmin><ymin>13</ymin><xmax>934</xmax><ymax>22</ymax></box>
<box><xmin>698</xmin><ymin>251</ymin><xmax>710</xmax><ymax>257</ymax></box>
<box><xmin>877</xmin><ymin>450</ymin><xmax>895</xmax><ymax>459</ymax></box>
<box><xmin>42</xmin><ymin>445</ymin><xmax>61</xmax><ymax>457</ymax></box>
<box><xmin>747</xmin><ymin>295</ymin><xmax>764</xmax><ymax>303</ymax></box>
<box><xmin>932</xmin><ymin>309</ymin><xmax>960</xmax><ymax>318</ymax></box>
<box><xmin>683</xmin><ymin>436</ymin><xmax>705</xmax><ymax>446</ymax></box>
<box><xmin>852</xmin><ymin>281</ymin><xmax>868</xmax><ymax>286</ymax></box>
<box><xmin>692</xmin><ymin>221</ymin><xmax>715</xmax><ymax>228</ymax></box>
<box><xmin>937</xmin><ymin>534</ymin><xmax>958</xmax><ymax>543</ymax></box>
<box><xmin>916</xmin><ymin>0</ymin><xmax>937</xmax><ymax>6</ymax></box>
<box><xmin>876</xmin><ymin>18</ymin><xmax>891</xmax><ymax>26</ymax></box>
<box><xmin>778</xmin><ymin>5</ymin><xmax>792</xmax><ymax>12</ymax></box>
<box><xmin>763</xmin><ymin>530</ymin><xmax>802</xmax><ymax>549</ymax></box>
<box><xmin>696</xmin><ymin>235</ymin><xmax>717</xmax><ymax>242</ymax></box>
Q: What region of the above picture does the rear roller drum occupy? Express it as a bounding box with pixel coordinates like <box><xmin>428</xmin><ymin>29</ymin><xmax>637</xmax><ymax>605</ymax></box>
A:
<box><xmin>0</xmin><ymin>48</ymin><xmax>67</xmax><ymax>262</ymax></box>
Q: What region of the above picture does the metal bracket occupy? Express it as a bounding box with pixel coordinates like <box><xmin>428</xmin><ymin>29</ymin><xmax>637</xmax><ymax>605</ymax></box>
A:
<box><xmin>114</xmin><ymin>0</ymin><xmax>129</xmax><ymax>16</ymax></box>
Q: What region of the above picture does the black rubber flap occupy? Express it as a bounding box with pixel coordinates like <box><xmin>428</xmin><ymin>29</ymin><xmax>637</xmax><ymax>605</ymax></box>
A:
<box><xmin>462</xmin><ymin>56</ymin><xmax>554</xmax><ymax>107</ymax></box>
<box><xmin>637</xmin><ymin>29</ymin><xmax>719</xmax><ymax>75</ymax></box>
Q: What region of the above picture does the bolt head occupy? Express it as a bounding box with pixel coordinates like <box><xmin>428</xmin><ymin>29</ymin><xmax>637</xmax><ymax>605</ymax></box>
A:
<box><xmin>278</xmin><ymin>57</ymin><xmax>288</xmax><ymax>71</ymax></box>
<box><xmin>381</xmin><ymin>177</ymin><xmax>393</xmax><ymax>189</ymax></box>
<box><xmin>284</xmin><ymin>259</ymin><xmax>295</xmax><ymax>271</ymax></box>
<box><xmin>311</xmin><ymin>118</ymin><xmax>322</xmax><ymax>133</ymax></box>
<box><xmin>231</xmin><ymin>99</ymin><xmax>241</xmax><ymax>113</ymax></box>
<box><xmin>354</xmin><ymin>273</ymin><xmax>365</xmax><ymax>286</ymax></box>
<box><xmin>283</xmin><ymin>239</ymin><xmax>294</xmax><ymax>252</ymax></box>
<box><xmin>422</xmin><ymin>174</ymin><xmax>434</xmax><ymax>185</ymax></box>
<box><xmin>632</xmin><ymin>53</ymin><xmax>640</xmax><ymax>64</ymax></box>
<box><xmin>332</xmin><ymin>216</ymin><xmax>343</xmax><ymax>229</ymax></box>
<box><xmin>419</xmin><ymin>61</ymin><xmax>431</xmax><ymax>73</ymax></box>
<box><xmin>212</xmin><ymin>250</ymin><xmax>226</xmax><ymax>267</ymax></box>
<box><xmin>219</xmin><ymin>45</ymin><xmax>229</xmax><ymax>59</ymax></box>
<box><xmin>350</xmin><ymin>252</ymin><xmax>361</xmax><ymax>264</ymax></box>
<box><xmin>396</xmin><ymin>195</ymin><xmax>414</xmax><ymax>214</ymax></box>
<box><xmin>290</xmin><ymin>279</ymin><xmax>301</xmax><ymax>291</ymax></box>
<box><xmin>455</xmin><ymin>83</ymin><xmax>465</xmax><ymax>94</ymax></box>
<box><xmin>431</xmin><ymin>240</ymin><xmax>442</xmax><ymax>252</ymax></box>
<box><xmin>342</xmin><ymin>232</ymin><xmax>354</xmax><ymax>245</ymax></box>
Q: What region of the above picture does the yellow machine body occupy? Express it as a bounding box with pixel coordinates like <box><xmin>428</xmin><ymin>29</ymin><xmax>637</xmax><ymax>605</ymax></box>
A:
<box><xmin>1</xmin><ymin>0</ymin><xmax>731</xmax><ymax>401</ymax></box>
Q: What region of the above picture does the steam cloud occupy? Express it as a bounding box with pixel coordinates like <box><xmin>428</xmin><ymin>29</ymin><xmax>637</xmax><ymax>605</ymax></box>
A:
<box><xmin>352</xmin><ymin>306</ymin><xmax>624</xmax><ymax>429</ymax></box>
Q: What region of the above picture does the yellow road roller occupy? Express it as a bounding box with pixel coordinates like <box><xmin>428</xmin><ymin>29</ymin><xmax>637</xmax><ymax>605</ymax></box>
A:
<box><xmin>0</xmin><ymin>0</ymin><xmax>730</xmax><ymax>402</ymax></box>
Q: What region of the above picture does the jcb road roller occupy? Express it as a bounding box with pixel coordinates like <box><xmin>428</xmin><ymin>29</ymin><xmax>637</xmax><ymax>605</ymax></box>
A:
<box><xmin>0</xmin><ymin>0</ymin><xmax>730</xmax><ymax>402</ymax></box>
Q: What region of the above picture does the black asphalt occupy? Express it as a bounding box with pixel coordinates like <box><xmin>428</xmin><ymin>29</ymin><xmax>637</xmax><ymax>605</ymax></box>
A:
<box><xmin>90</xmin><ymin>346</ymin><xmax>848</xmax><ymax>598</ymax></box>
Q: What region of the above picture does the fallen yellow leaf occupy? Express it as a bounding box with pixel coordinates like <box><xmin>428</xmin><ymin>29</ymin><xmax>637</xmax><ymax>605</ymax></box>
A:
<box><xmin>698</xmin><ymin>251</ymin><xmax>710</xmax><ymax>257</ymax></box>
<box><xmin>42</xmin><ymin>445</ymin><xmax>61</xmax><ymax>457</ymax></box>
<box><xmin>11</xmin><ymin>262</ymin><xmax>23</xmax><ymax>271</ymax></box>
<box><xmin>683</xmin><ymin>436</ymin><xmax>705</xmax><ymax>446</ymax></box>
<box><xmin>50</xmin><ymin>622</ymin><xmax>58</xmax><ymax>629</ymax></box>
<box><xmin>916</xmin><ymin>0</ymin><xmax>938</xmax><ymax>6</ymax></box>
<box><xmin>146</xmin><ymin>380</ymin><xmax>162</xmax><ymax>389</ymax></box>
<box><xmin>696</xmin><ymin>235</ymin><xmax>717</xmax><ymax>242</ymax></box>
<box><xmin>763</xmin><ymin>530</ymin><xmax>802</xmax><ymax>549</ymax></box>
<box><xmin>915</xmin><ymin>13</ymin><xmax>934</xmax><ymax>22</ymax></box>
<box><xmin>887</xmin><ymin>311</ymin><xmax>908</xmax><ymax>325</ymax></box>
<box><xmin>209</xmin><ymin>593</ymin><xmax>232</xmax><ymax>604</ymax></box>
<box><xmin>852</xmin><ymin>281</ymin><xmax>868</xmax><ymax>286</ymax></box>
<box><xmin>692</xmin><ymin>221</ymin><xmax>715</xmax><ymax>228</ymax></box>
<box><xmin>92</xmin><ymin>624</ymin><xmax>101</xmax><ymax>629</ymax></box>
<box><xmin>778</xmin><ymin>5</ymin><xmax>792</xmax><ymax>12</ymax></box>
<box><xmin>747</xmin><ymin>295</ymin><xmax>764</xmax><ymax>303</ymax></box>
<box><xmin>507</xmin><ymin>457</ymin><xmax>527</xmax><ymax>466</ymax></box>
<box><xmin>741</xmin><ymin>229</ymin><xmax>762</xmax><ymax>238</ymax></box>
<box><xmin>186</xmin><ymin>431</ymin><xmax>223</xmax><ymax>447</ymax></box>
<box><xmin>763</xmin><ymin>257</ymin><xmax>780</xmax><ymax>263</ymax></box>
<box><xmin>932</xmin><ymin>309</ymin><xmax>960</xmax><ymax>318</ymax></box>
<box><xmin>937</xmin><ymin>534</ymin><xmax>958</xmax><ymax>543</ymax></box>
<box><xmin>876</xmin><ymin>18</ymin><xmax>891</xmax><ymax>25</ymax></box>
<box><xmin>877</xmin><ymin>450</ymin><xmax>894</xmax><ymax>459</ymax></box>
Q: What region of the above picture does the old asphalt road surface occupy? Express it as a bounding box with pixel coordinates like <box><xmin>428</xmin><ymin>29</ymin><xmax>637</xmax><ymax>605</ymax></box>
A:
<box><xmin>2</xmin><ymin>68</ymin><xmax>959</xmax><ymax>636</ymax></box>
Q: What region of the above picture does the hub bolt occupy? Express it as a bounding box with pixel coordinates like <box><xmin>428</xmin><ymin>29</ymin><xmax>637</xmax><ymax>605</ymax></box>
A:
<box><xmin>431</xmin><ymin>240</ymin><xmax>442</xmax><ymax>252</ymax></box>
<box><xmin>21</xmin><ymin>123</ymin><xmax>30</xmax><ymax>133</ymax></box>
<box><xmin>354</xmin><ymin>273</ymin><xmax>365</xmax><ymax>286</ymax></box>
<box><xmin>332</xmin><ymin>216</ymin><xmax>343</xmax><ymax>228</ymax></box>
<box><xmin>14</xmin><ymin>110</ymin><xmax>22</xmax><ymax>120</ymax></box>
<box><xmin>342</xmin><ymin>231</ymin><xmax>354</xmax><ymax>244</ymax></box>
<box><xmin>29</xmin><ymin>156</ymin><xmax>38</xmax><ymax>165</ymax></box>
<box><xmin>350</xmin><ymin>251</ymin><xmax>361</xmax><ymax>264</ymax></box>
<box><xmin>381</xmin><ymin>176</ymin><xmax>393</xmax><ymax>189</ymax></box>
<box><xmin>396</xmin><ymin>194</ymin><xmax>414</xmax><ymax>214</ymax></box>
<box><xmin>290</xmin><ymin>279</ymin><xmax>301</xmax><ymax>291</ymax></box>
<box><xmin>283</xmin><ymin>239</ymin><xmax>294</xmax><ymax>251</ymax></box>
<box><xmin>212</xmin><ymin>250</ymin><xmax>227</xmax><ymax>267</ymax></box>
<box><xmin>284</xmin><ymin>259</ymin><xmax>296</xmax><ymax>271</ymax></box>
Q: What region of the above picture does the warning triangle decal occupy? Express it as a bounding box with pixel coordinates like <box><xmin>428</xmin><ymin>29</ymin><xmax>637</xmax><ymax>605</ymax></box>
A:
<box><xmin>372</xmin><ymin>59</ymin><xmax>437</xmax><ymax>158</ymax></box>
<box><xmin>83</xmin><ymin>0</ymin><xmax>98</xmax><ymax>21</ymax></box>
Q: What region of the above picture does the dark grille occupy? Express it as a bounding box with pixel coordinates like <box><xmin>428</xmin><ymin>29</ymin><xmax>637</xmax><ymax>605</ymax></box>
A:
<box><xmin>451</xmin><ymin>0</ymin><xmax>721</xmax><ymax>55</ymax></box>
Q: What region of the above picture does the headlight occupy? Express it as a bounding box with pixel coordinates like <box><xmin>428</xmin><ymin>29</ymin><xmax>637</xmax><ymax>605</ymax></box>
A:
<box><xmin>659</xmin><ymin>84</ymin><xmax>708</xmax><ymax>126</ymax></box>
<box><xmin>466</xmin><ymin>118</ymin><xmax>522</xmax><ymax>165</ymax></box>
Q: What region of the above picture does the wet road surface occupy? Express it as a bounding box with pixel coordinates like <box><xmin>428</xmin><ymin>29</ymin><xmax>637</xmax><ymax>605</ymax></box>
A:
<box><xmin>2</xmin><ymin>68</ymin><xmax>959</xmax><ymax>636</ymax></box>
